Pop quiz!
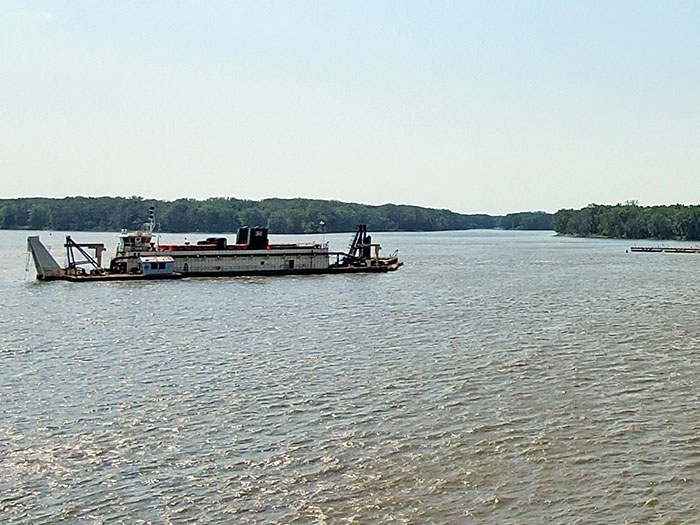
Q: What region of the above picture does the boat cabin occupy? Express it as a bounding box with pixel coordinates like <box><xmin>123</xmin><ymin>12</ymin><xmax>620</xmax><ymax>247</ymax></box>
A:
<box><xmin>138</xmin><ymin>255</ymin><xmax>175</xmax><ymax>276</ymax></box>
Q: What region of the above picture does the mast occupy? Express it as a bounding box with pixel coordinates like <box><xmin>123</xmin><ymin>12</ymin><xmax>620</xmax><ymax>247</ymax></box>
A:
<box><xmin>144</xmin><ymin>205</ymin><xmax>156</xmax><ymax>233</ymax></box>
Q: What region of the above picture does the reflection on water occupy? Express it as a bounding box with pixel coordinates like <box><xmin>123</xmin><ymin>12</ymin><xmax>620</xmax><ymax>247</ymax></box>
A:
<box><xmin>2</xmin><ymin>229</ymin><xmax>700</xmax><ymax>523</ymax></box>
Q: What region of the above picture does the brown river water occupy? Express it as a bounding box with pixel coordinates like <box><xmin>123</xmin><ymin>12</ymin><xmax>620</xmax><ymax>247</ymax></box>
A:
<box><xmin>2</xmin><ymin>229</ymin><xmax>700</xmax><ymax>523</ymax></box>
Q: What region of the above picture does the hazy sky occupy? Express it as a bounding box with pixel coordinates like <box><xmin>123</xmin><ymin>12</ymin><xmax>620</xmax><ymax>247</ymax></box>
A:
<box><xmin>2</xmin><ymin>2</ymin><xmax>699</xmax><ymax>214</ymax></box>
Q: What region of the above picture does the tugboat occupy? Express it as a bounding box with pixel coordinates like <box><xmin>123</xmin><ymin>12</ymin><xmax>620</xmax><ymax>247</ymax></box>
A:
<box><xmin>27</xmin><ymin>208</ymin><xmax>402</xmax><ymax>282</ymax></box>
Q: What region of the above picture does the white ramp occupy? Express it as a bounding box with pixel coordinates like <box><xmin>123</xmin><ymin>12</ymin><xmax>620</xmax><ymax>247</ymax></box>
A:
<box><xmin>27</xmin><ymin>236</ymin><xmax>63</xmax><ymax>280</ymax></box>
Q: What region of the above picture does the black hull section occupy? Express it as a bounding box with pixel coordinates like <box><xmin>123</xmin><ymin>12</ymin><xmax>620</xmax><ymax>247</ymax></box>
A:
<box><xmin>36</xmin><ymin>261</ymin><xmax>402</xmax><ymax>282</ymax></box>
<box><xmin>182</xmin><ymin>263</ymin><xmax>402</xmax><ymax>278</ymax></box>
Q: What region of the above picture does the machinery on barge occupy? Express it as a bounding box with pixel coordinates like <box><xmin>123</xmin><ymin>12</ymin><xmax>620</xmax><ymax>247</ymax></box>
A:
<box><xmin>27</xmin><ymin>208</ymin><xmax>402</xmax><ymax>282</ymax></box>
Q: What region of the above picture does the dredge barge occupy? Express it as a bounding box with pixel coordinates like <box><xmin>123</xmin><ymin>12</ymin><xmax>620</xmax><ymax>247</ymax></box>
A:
<box><xmin>27</xmin><ymin>209</ymin><xmax>402</xmax><ymax>282</ymax></box>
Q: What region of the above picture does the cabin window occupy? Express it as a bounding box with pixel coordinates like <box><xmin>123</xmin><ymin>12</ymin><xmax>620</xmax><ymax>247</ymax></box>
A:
<box><xmin>260</xmin><ymin>261</ymin><xmax>265</xmax><ymax>265</ymax></box>
<box><xmin>286</xmin><ymin>260</ymin><xmax>295</xmax><ymax>270</ymax></box>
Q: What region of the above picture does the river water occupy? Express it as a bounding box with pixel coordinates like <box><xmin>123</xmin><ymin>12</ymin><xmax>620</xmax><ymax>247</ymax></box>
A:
<box><xmin>2</xmin><ymin>229</ymin><xmax>700</xmax><ymax>523</ymax></box>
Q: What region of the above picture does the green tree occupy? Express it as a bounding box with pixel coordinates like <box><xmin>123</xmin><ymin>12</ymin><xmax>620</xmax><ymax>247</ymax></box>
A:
<box><xmin>28</xmin><ymin>204</ymin><xmax>51</xmax><ymax>229</ymax></box>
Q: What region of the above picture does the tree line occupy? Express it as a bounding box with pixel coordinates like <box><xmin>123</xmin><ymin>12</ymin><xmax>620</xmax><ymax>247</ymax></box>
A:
<box><xmin>0</xmin><ymin>196</ymin><xmax>552</xmax><ymax>234</ymax></box>
<box><xmin>499</xmin><ymin>211</ymin><xmax>553</xmax><ymax>230</ymax></box>
<box><xmin>553</xmin><ymin>203</ymin><xmax>700</xmax><ymax>240</ymax></box>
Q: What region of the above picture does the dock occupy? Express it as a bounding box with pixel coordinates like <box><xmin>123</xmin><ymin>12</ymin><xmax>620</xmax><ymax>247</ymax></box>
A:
<box><xmin>630</xmin><ymin>246</ymin><xmax>700</xmax><ymax>254</ymax></box>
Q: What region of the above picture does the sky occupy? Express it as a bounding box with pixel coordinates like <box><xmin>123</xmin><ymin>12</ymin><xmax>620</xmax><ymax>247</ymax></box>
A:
<box><xmin>1</xmin><ymin>1</ymin><xmax>699</xmax><ymax>215</ymax></box>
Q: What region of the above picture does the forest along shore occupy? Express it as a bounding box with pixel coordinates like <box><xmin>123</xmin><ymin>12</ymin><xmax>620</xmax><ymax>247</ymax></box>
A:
<box><xmin>0</xmin><ymin>196</ymin><xmax>552</xmax><ymax>234</ymax></box>
<box><xmin>553</xmin><ymin>203</ymin><xmax>700</xmax><ymax>241</ymax></box>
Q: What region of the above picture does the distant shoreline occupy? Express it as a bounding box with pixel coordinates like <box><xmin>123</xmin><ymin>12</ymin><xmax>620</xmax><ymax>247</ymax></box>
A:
<box><xmin>0</xmin><ymin>196</ymin><xmax>553</xmax><ymax>234</ymax></box>
<box><xmin>553</xmin><ymin>203</ymin><xmax>700</xmax><ymax>242</ymax></box>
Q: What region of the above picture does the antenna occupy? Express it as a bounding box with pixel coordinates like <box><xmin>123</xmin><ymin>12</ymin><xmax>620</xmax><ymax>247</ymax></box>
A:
<box><xmin>156</xmin><ymin>221</ymin><xmax>161</xmax><ymax>249</ymax></box>
<box><xmin>144</xmin><ymin>206</ymin><xmax>156</xmax><ymax>233</ymax></box>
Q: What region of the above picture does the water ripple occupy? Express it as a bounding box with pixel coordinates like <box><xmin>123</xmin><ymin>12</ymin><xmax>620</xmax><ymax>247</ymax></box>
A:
<box><xmin>3</xmin><ymin>230</ymin><xmax>700</xmax><ymax>522</ymax></box>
